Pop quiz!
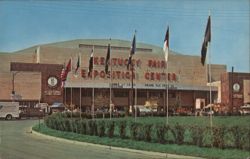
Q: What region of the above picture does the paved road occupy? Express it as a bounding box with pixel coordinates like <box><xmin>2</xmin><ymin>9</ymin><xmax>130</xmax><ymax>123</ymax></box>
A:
<box><xmin>0</xmin><ymin>120</ymin><xmax>201</xmax><ymax>159</ymax></box>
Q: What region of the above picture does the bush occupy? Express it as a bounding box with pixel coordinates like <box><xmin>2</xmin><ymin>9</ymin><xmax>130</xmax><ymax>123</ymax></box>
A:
<box><xmin>212</xmin><ymin>126</ymin><xmax>226</xmax><ymax>149</ymax></box>
<box><xmin>130</xmin><ymin>122</ymin><xmax>139</xmax><ymax>140</ymax></box>
<box><xmin>97</xmin><ymin>120</ymin><xmax>105</xmax><ymax>137</ymax></box>
<box><xmin>171</xmin><ymin>123</ymin><xmax>185</xmax><ymax>145</ymax></box>
<box><xmin>64</xmin><ymin>118</ymin><xmax>72</xmax><ymax>132</ymax></box>
<box><xmin>106</xmin><ymin>121</ymin><xmax>115</xmax><ymax>138</ymax></box>
<box><xmin>118</xmin><ymin>121</ymin><xmax>127</xmax><ymax>139</ymax></box>
<box><xmin>155</xmin><ymin>124</ymin><xmax>166</xmax><ymax>143</ymax></box>
<box><xmin>44</xmin><ymin>114</ymin><xmax>250</xmax><ymax>151</ymax></box>
<box><xmin>189</xmin><ymin>125</ymin><xmax>205</xmax><ymax>147</ymax></box>
<box><xmin>79</xmin><ymin>120</ymin><xmax>87</xmax><ymax>135</ymax></box>
<box><xmin>87</xmin><ymin>120</ymin><xmax>97</xmax><ymax>136</ymax></box>
<box><xmin>143</xmin><ymin>124</ymin><xmax>152</xmax><ymax>142</ymax></box>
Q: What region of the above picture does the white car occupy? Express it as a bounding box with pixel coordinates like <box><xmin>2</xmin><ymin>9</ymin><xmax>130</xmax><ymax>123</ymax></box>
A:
<box><xmin>239</xmin><ymin>104</ymin><xmax>250</xmax><ymax>115</ymax></box>
<box><xmin>135</xmin><ymin>105</ymin><xmax>152</xmax><ymax>114</ymax></box>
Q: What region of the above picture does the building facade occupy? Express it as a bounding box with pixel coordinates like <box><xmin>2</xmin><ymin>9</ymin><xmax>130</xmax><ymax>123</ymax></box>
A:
<box><xmin>221</xmin><ymin>72</ymin><xmax>250</xmax><ymax>111</ymax></box>
<box><xmin>0</xmin><ymin>39</ymin><xmax>227</xmax><ymax>111</ymax></box>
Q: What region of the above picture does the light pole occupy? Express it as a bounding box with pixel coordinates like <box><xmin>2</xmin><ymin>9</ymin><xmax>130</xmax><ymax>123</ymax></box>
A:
<box><xmin>11</xmin><ymin>71</ymin><xmax>20</xmax><ymax>101</ymax></box>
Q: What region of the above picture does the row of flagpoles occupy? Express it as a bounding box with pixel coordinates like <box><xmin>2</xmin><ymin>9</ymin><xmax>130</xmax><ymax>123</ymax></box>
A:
<box><xmin>59</xmin><ymin>15</ymin><xmax>211</xmax><ymax>123</ymax></box>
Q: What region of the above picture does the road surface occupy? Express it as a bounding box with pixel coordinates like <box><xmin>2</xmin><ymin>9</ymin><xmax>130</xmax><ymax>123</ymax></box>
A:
<box><xmin>0</xmin><ymin>120</ymin><xmax>202</xmax><ymax>159</ymax></box>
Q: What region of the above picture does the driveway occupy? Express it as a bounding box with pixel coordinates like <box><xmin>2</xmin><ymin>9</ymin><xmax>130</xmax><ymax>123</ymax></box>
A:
<box><xmin>0</xmin><ymin>120</ymin><xmax>202</xmax><ymax>159</ymax></box>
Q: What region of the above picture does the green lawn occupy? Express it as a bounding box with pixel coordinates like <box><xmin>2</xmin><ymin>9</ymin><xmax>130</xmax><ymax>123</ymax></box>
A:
<box><xmin>34</xmin><ymin>115</ymin><xmax>250</xmax><ymax>159</ymax></box>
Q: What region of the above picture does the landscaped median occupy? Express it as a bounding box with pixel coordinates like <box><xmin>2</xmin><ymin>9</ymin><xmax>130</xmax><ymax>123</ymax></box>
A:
<box><xmin>32</xmin><ymin>113</ymin><xmax>250</xmax><ymax>159</ymax></box>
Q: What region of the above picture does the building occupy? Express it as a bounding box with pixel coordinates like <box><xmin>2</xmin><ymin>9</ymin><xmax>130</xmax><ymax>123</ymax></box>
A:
<box><xmin>0</xmin><ymin>39</ymin><xmax>227</xmax><ymax>112</ymax></box>
<box><xmin>221</xmin><ymin>72</ymin><xmax>250</xmax><ymax>111</ymax></box>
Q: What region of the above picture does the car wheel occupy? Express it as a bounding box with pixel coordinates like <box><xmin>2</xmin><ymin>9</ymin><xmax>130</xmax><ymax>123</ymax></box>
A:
<box><xmin>6</xmin><ymin>114</ymin><xmax>12</xmax><ymax>120</ymax></box>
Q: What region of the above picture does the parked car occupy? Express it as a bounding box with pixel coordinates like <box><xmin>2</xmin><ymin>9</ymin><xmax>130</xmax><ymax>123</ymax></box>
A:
<box><xmin>239</xmin><ymin>103</ymin><xmax>250</xmax><ymax>115</ymax></box>
<box><xmin>35</xmin><ymin>103</ymin><xmax>49</xmax><ymax>114</ymax></box>
<box><xmin>50</xmin><ymin>102</ymin><xmax>65</xmax><ymax>114</ymax></box>
<box><xmin>135</xmin><ymin>105</ymin><xmax>152</xmax><ymax>115</ymax></box>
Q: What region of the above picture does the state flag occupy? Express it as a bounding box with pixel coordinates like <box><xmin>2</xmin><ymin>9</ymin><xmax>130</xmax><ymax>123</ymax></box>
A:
<box><xmin>127</xmin><ymin>32</ymin><xmax>136</xmax><ymax>70</ymax></box>
<box><xmin>74</xmin><ymin>55</ymin><xmax>80</xmax><ymax>74</ymax></box>
<box><xmin>88</xmin><ymin>47</ymin><xmax>94</xmax><ymax>77</ymax></box>
<box><xmin>201</xmin><ymin>16</ymin><xmax>211</xmax><ymax>66</ymax></box>
<box><xmin>105</xmin><ymin>44</ymin><xmax>111</xmax><ymax>74</ymax></box>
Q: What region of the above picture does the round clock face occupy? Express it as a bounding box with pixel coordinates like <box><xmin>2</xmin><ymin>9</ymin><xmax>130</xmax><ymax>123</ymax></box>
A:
<box><xmin>48</xmin><ymin>77</ymin><xmax>58</xmax><ymax>87</ymax></box>
<box><xmin>233</xmin><ymin>83</ymin><xmax>240</xmax><ymax>92</ymax></box>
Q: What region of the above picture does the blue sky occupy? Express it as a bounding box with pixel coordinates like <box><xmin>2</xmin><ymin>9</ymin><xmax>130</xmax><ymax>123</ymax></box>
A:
<box><xmin>0</xmin><ymin>0</ymin><xmax>249</xmax><ymax>72</ymax></box>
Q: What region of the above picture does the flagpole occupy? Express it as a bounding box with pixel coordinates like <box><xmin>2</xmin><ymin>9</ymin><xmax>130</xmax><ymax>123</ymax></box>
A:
<box><xmin>166</xmin><ymin>62</ymin><xmax>169</xmax><ymax>125</ymax></box>
<box><xmin>109</xmin><ymin>40</ymin><xmax>112</xmax><ymax>120</ymax></box>
<box><xmin>133</xmin><ymin>61</ymin><xmax>137</xmax><ymax>122</ymax></box>
<box><xmin>127</xmin><ymin>30</ymin><xmax>136</xmax><ymax>121</ymax></box>
<box><xmin>163</xmin><ymin>26</ymin><xmax>170</xmax><ymax>125</ymax></box>
<box><xmin>79</xmin><ymin>53</ymin><xmax>82</xmax><ymax>120</ymax></box>
<box><xmin>208</xmin><ymin>11</ymin><xmax>213</xmax><ymax>129</ymax></box>
<box><xmin>208</xmin><ymin>42</ymin><xmax>213</xmax><ymax>128</ymax></box>
<box><xmin>70</xmin><ymin>57</ymin><xmax>73</xmax><ymax>120</ymax></box>
<box><xmin>92</xmin><ymin>46</ymin><xmax>95</xmax><ymax>120</ymax></box>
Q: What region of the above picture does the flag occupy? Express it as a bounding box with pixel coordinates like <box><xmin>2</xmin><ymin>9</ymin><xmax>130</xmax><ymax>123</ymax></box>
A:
<box><xmin>88</xmin><ymin>47</ymin><xmax>94</xmax><ymax>77</ymax></box>
<box><xmin>127</xmin><ymin>32</ymin><xmax>136</xmax><ymax>70</ymax></box>
<box><xmin>60</xmin><ymin>68</ymin><xmax>66</xmax><ymax>88</ymax></box>
<box><xmin>105</xmin><ymin>44</ymin><xmax>111</xmax><ymax>74</ymax></box>
<box><xmin>163</xmin><ymin>26</ymin><xmax>169</xmax><ymax>62</ymax></box>
<box><xmin>127</xmin><ymin>55</ymin><xmax>132</xmax><ymax>70</ymax></box>
<box><xmin>130</xmin><ymin>33</ymin><xmax>136</xmax><ymax>55</ymax></box>
<box><xmin>201</xmin><ymin>16</ymin><xmax>211</xmax><ymax>65</ymax></box>
<box><xmin>65</xmin><ymin>58</ymin><xmax>71</xmax><ymax>74</ymax></box>
<box><xmin>60</xmin><ymin>59</ymin><xmax>71</xmax><ymax>88</ymax></box>
<box><xmin>74</xmin><ymin>55</ymin><xmax>80</xmax><ymax>74</ymax></box>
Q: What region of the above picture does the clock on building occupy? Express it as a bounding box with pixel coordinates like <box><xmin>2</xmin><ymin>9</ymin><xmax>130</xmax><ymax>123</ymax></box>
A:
<box><xmin>233</xmin><ymin>83</ymin><xmax>240</xmax><ymax>92</ymax></box>
<box><xmin>47</xmin><ymin>76</ymin><xmax>58</xmax><ymax>87</ymax></box>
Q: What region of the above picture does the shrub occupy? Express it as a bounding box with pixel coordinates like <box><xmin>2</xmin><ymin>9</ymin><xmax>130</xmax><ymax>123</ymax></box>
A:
<box><xmin>106</xmin><ymin>121</ymin><xmax>115</xmax><ymax>138</ymax></box>
<box><xmin>155</xmin><ymin>124</ymin><xmax>166</xmax><ymax>143</ymax></box>
<box><xmin>118</xmin><ymin>121</ymin><xmax>127</xmax><ymax>139</ymax></box>
<box><xmin>130</xmin><ymin>122</ymin><xmax>139</xmax><ymax>140</ymax></box>
<box><xmin>72</xmin><ymin>119</ymin><xmax>80</xmax><ymax>133</ymax></box>
<box><xmin>189</xmin><ymin>125</ymin><xmax>205</xmax><ymax>147</ymax></box>
<box><xmin>87</xmin><ymin>120</ymin><xmax>97</xmax><ymax>136</ymax></box>
<box><xmin>171</xmin><ymin>123</ymin><xmax>185</xmax><ymax>145</ymax></box>
<box><xmin>79</xmin><ymin>120</ymin><xmax>87</xmax><ymax>135</ymax></box>
<box><xmin>143</xmin><ymin>124</ymin><xmax>152</xmax><ymax>142</ymax></box>
<box><xmin>212</xmin><ymin>126</ymin><xmax>226</xmax><ymax>149</ymax></box>
<box><xmin>136</xmin><ymin>123</ymin><xmax>144</xmax><ymax>140</ymax></box>
<box><xmin>64</xmin><ymin>118</ymin><xmax>72</xmax><ymax>132</ymax></box>
<box><xmin>97</xmin><ymin>120</ymin><xmax>105</xmax><ymax>137</ymax></box>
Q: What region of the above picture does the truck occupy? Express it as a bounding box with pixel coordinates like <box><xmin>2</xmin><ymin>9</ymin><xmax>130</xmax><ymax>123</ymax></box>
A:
<box><xmin>0</xmin><ymin>102</ymin><xmax>20</xmax><ymax>120</ymax></box>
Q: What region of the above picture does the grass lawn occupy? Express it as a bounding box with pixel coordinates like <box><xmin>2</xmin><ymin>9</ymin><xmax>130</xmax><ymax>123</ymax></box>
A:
<box><xmin>33</xmin><ymin>116</ymin><xmax>250</xmax><ymax>159</ymax></box>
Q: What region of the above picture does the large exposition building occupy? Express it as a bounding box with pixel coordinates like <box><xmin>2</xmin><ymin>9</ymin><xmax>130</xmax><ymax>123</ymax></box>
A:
<box><xmin>1</xmin><ymin>39</ymin><xmax>248</xmax><ymax>112</ymax></box>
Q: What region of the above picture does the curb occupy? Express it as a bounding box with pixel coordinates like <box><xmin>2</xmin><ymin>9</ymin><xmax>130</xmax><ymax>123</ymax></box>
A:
<box><xmin>31</xmin><ymin>128</ymin><xmax>203</xmax><ymax>159</ymax></box>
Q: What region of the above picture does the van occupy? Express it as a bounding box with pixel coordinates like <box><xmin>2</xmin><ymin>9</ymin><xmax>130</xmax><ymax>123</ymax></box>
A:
<box><xmin>0</xmin><ymin>102</ymin><xmax>20</xmax><ymax>120</ymax></box>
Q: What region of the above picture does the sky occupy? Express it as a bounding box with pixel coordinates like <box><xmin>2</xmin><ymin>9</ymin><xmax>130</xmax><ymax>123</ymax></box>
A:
<box><xmin>0</xmin><ymin>0</ymin><xmax>249</xmax><ymax>72</ymax></box>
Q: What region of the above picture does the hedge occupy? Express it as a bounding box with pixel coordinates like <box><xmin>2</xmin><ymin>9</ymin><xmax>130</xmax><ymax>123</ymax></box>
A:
<box><xmin>44</xmin><ymin>113</ymin><xmax>250</xmax><ymax>151</ymax></box>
